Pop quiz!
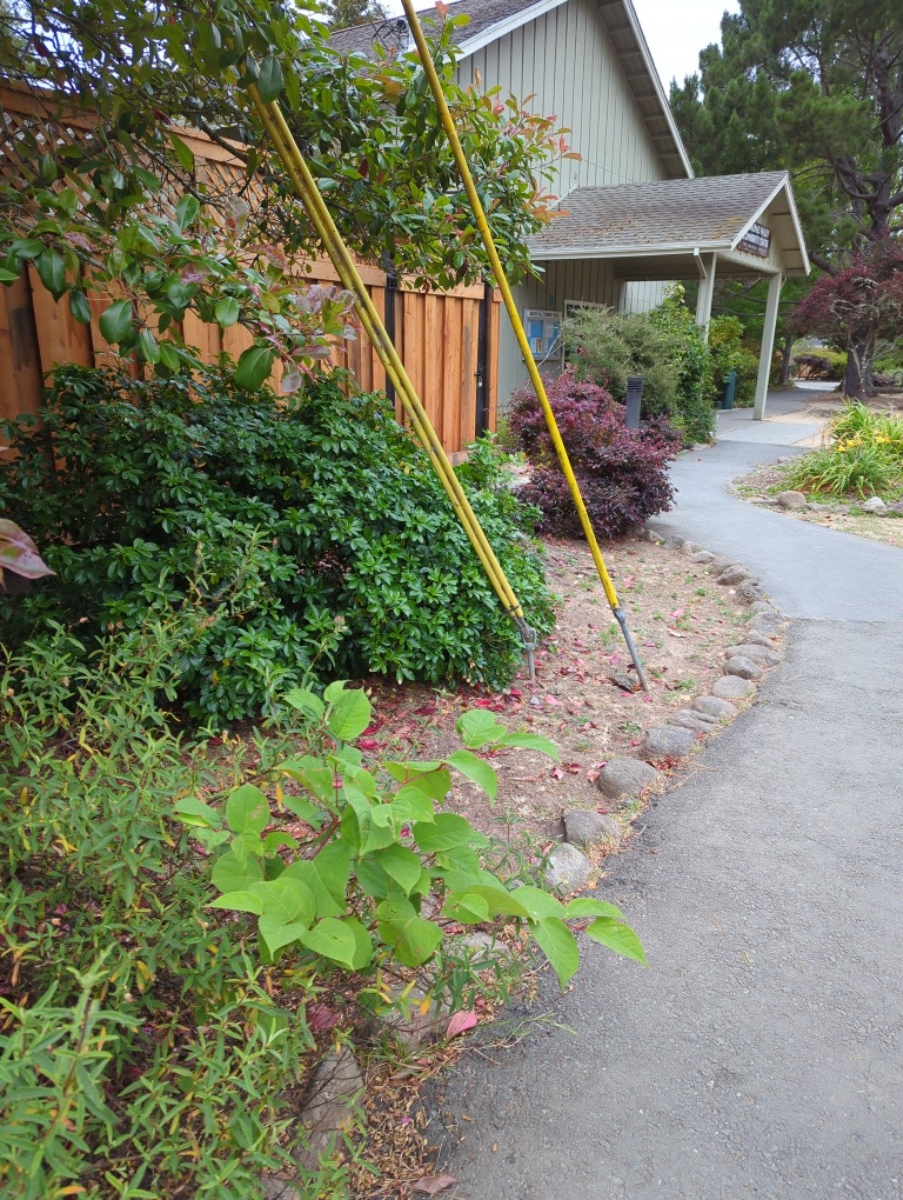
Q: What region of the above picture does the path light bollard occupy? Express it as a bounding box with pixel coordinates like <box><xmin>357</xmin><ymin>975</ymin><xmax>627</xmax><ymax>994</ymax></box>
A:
<box><xmin>625</xmin><ymin>374</ymin><xmax>644</xmax><ymax>429</ymax></box>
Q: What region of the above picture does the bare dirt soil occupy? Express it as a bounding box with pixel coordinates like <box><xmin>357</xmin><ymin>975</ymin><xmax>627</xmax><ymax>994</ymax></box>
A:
<box><xmin>362</xmin><ymin>533</ymin><xmax>757</xmax><ymax>850</ymax></box>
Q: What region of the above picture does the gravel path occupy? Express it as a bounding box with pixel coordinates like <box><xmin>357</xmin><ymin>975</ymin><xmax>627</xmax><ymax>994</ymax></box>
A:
<box><xmin>435</xmin><ymin>394</ymin><xmax>903</xmax><ymax>1200</ymax></box>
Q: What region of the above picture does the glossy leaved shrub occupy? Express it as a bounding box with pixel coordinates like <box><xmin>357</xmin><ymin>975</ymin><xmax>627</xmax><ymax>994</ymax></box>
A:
<box><xmin>0</xmin><ymin>363</ymin><xmax>553</xmax><ymax>722</ymax></box>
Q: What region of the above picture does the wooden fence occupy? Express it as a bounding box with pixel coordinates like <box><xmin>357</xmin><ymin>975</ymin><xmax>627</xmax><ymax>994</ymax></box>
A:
<box><xmin>0</xmin><ymin>81</ymin><xmax>500</xmax><ymax>457</ymax></box>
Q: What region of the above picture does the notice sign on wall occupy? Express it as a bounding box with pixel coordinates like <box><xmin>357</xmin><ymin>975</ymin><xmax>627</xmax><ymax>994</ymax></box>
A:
<box><xmin>738</xmin><ymin>221</ymin><xmax>772</xmax><ymax>258</ymax></box>
<box><xmin>524</xmin><ymin>309</ymin><xmax>562</xmax><ymax>359</ymax></box>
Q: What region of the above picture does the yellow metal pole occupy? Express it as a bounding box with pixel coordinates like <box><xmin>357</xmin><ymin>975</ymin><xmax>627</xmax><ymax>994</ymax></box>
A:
<box><xmin>399</xmin><ymin>0</ymin><xmax>648</xmax><ymax>690</ymax></box>
<box><xmin>246</xmin><ymin>86</ymin><xmax>539</xmax><ymax>676</ymax></box>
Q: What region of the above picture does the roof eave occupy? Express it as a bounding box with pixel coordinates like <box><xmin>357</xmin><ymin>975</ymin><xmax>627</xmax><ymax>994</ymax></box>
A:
<box><xmin>529</xmin><ymin>240</ymin><xmax>730</xmax><ymax>261</ymax></box>
<box><xmin>728</xmin><ymin>174</ymin><xmax>811</xmax><ymax>276</ymax></box>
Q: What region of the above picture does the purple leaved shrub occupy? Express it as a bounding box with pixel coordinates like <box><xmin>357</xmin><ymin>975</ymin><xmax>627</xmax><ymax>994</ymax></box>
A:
<box><xmin>507</xmin><ymin>368</ymin><xmax>681</xmax><ymax>539</ymax></box>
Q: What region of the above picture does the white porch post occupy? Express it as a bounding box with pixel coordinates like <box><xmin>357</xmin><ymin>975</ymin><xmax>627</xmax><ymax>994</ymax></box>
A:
<box><xmin>694</xmin><ymin>252</ymin><xmax>717</xmax><ymax>341</ymax></box>
<box><xmin>753</xmin><ymin>271</ymin><xmax>783</xmax><ymax>421</ymax></box>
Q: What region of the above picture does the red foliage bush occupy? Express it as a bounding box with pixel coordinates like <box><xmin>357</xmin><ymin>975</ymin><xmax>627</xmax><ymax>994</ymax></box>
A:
<box><xmin>507</xmin><ymin>368</ymin><xmax>681</xmax><ymax>539</ymax></box>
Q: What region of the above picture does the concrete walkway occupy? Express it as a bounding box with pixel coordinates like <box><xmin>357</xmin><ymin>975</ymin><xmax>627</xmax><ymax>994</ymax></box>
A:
<box><xmin>438</xmin><ymin>392</ymin><xmax>903</xmax><ymax>1200</ymax></box>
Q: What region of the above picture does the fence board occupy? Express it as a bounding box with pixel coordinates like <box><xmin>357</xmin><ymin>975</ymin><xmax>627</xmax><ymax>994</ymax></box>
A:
<box><xmin>460</xmin><ymin>297</ymin><xmax>478</xmax><ymax>446</ymax></box>
<box><xmin>28</xmin><ymin>266</ymin><xmax>93</xmax><ymax>374</ymax></box>
<box><xmin>0</xmin><ymin>273</ymin><xmax>43</xmax><ymax>425</ymax></box>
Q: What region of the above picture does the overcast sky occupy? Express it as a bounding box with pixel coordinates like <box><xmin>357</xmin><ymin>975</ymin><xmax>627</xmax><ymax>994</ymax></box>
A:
<box><xmin>379</xmin><ymin>0</ymin><xmax>738</xmax><ymax>93</ymax></box>
<box><xmin>632</xmin><ymin>0</ymin><xmax>737</xmax><ymax>89</ymax></box>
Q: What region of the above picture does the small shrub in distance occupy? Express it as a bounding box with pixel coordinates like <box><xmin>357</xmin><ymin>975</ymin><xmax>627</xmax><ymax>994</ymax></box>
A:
<box><xmin>0</xmin><ymin>363</ymin><xmax>553</xmax><ymax>722</ymax></box>
<box><xmin>506</xmin><ymin>368</ymin><xmax>681</xmax><ymax>539</ymax></box>
<box><xmin>784</xmin><ymin>401</ymin><xmax>903</xmax><ymax>497</ymax></box>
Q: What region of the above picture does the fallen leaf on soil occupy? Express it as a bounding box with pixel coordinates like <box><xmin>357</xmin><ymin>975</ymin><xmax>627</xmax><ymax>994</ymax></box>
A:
<box><xmin>306</xmin><ymin>1003</ymin><xmax>340</xmax><ymax>1033</ymax></box>
<box><xmin>549</xmin><ymin>766</ymin><xmax>564</xmax><ymax>780</ymax></box>
<box><xmin>667</xmin><ymin>629</ymin><xmax>687</xmax><ymax>638</ymax></box>
<box><xmin>544</xmin><ymin>694</ymin><xmax>564</xmax><ymax>706</ymax></box>
<box><xmin>446</xmin><ymin>1011</ymin><xmax>478</xmax><ymax>1039</ymax></box>
<box><xmin>413</xmin><ymin>1175</ymin><xmax>458</xmax><ymax>1194</ymax></box>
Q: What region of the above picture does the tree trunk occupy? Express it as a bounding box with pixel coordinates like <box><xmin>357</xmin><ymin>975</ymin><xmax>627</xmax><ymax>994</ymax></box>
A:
<box><xmin>842</xmin><ymin>334</ymin><xmax>876</xmax><ymax>399</ymax></box>
<box><xmin>778</xmin><ymin>333</ymin><xmax>794</xmax><ymax>386</ymax></box>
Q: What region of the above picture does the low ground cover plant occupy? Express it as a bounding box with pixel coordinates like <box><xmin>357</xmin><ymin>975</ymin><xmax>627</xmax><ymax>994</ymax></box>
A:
<box><xmin>0</xmin><ymin>620</ymin><xmax>644</xmax><ymax>1198</ymax></box>
<box><xmin>507</xmin><ymin>368</ymin><xmax>682</xmax><ymax>538</ymax></box>
<box><xmin>784</xmin><ymin>401</ymin><xmax>903</xmax><ymax>499</ymax></box>
<box><xmin>0</xmin><ymin>363</ymin><xmax>553</xmax><ymax>723</ymax></box>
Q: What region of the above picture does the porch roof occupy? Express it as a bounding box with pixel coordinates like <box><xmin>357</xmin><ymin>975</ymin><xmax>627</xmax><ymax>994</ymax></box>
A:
<box><xmin>529</xmin><ymin>172</ymin><xmax>810</xmax><ymax>279</ymax></box>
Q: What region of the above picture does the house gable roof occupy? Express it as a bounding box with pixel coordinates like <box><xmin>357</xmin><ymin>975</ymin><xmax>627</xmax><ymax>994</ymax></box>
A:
<box><xmin>529</xmin><ymin>171</ymin><xmax>810</xmax><ymax>277</ymax></box>
<box><xmin>330</xmin><ymin>0</ymin><xmax>692</xmax><ymax>180</ymax></box>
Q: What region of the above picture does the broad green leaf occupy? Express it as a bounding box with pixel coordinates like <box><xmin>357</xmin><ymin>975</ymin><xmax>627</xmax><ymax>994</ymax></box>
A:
<box><xmin>282</xmin><ymin>795</ymin><xmax>323</xmax><ymax>826</ymax></box>
<box><xmin>283</xmin><ymin>860</ymin><xmax>343</xmax><ymax>919</ymax></box>
<box><xmin>175</xmin><ymin>193</ymin><xmax>201</xmax><ymax>231</ymax></box>
<box><xmin>384</xmin><ymin>760</ymin><xmax>443</xmax><ymax>783</ymax></box>
<box><xmin>585</xmin><ymin>917</ymin><xmax>647</xmax><ymax>965</ymax></box>
<box><xmin>376</xmin><ymin>894</ymin><xmax>443</xmax><ymax>967</ymax></box>
<box><xmin>373</xmin><ymin>844</ymin><xmax>422</xmax><ymax>895</ymax></box>
<box><xmin>507</xmin><ymin>885</ymin><xmax>564</xmax><ymax>920</ymax></box>
<box><xmin>413</xmin><ymin>813</ymin><xmax>484</xmax><ymax>853</ymax></box>
<box><xmin>0</xmin><ymin>267</ymin><xmax>19</xmax><ymax>283</ymax></box>
<box><xmin>225</xmin><ymin>783</ymin><xmax>270</xmax><ymax>835</ymax></box>
<box><xmin>68</xmin><ymin>288</ymin><xmax>91</xmax><ymax>324</ymax></box>
<box><xmin>281</xmin><ymin>757</ymin><xmax>336</xmax><ymax>807</ymax></box>
<box><xmin>299</xmin><ymin>918</ymin><xmax>362</xmax><ymax>970</ymax></box>
<box><xmin>457</xmin><ymin>709</ymin><xmax>506</xmax><ymax>748</ymax></box>
<box><xmin>447</xmin><ymin>749</ymin><xmax>498</xmax><ymax>801</ymax></box>
<box><xmin>169</xmin><ymin>133</ymin><xmax>195</xmax><ymax>172</ymax></box>
<box><xmin>207</xmin><ymin>890</ymin><xmax>263</xmax><ymax>915</ymax></box>
<box><xmin>250</xmin><ymin>876</ymin><xmax>316</xmax><ymax>925</ymax></box>
<box><xmin>98</xmin><ymin>299</ymin><xmax>134</xmax><ymax>346</ymax></box>
<box><xmin>442</xmin><ymin>893</ymin><xmax>491</xmax><ymax>924</ymax></box>
<box><xmin>256</xmin><ymin>53</ymin><xmax>284</xmax><ymax>103</ymax></box>
<box><xmin>457</xmin><ymin>884</ymin><xmax>530</xmax><ymax>919</ymax></box>
<box><xmin>312</xmin><ymin>839</ymin><xmax>352</xmax><ymax>906</ymax></box>
<box><xmin>401</xmin><ymin>767</ymin><xmax>452</xmax><ymax>801</ymax></box>
<box><xmin>390</xmin><ymin>785</ymin><xmax>436</xmax><ymax>825</ymax></box>
<box><xmin>433</xmin><ymin>845</ymin><xmax>485</xmax><ymax>892</ymax></box>
<box><xmin>214</xmin><ymin>296</ymin><xmax>241</xmax><ymax>327</ymax></box>
<box><xmin>137</xmin><ymin>328</ymin><xmax>160</xmax><ymax>364</ymax></box>
<box><xmin>564</xmin><ymin>898</ymin><xmax>627</xmax><ymax>922</ymax></box>
<box><xmin>362</xmin><ymin>806</ymin><xmax>397</xmax><ymax>854</ymax></box>
<box><xmin>327</xmin><ymin>688</ymin><xmax>372</xmax><ymax>742</ymax></box>
<box><xmin>355</xmin><ymin>856</ymin><xmax>390</xmax><ymax>899</ymax></box>
<box><xmin>234</xmin><ymin>344</ymin><xmax>276</xmax><ymax>391</ymax></box>
<box><xmin>323</xmin><ymin>680</ymin><xmax>347</xmax><ymax>702</ymax></box>
<box><xmin>258</xmin><ymin>917</ymin><xmax>310</xmax><ymax>956</ymax></box>
<box><xmin>211</xmin><ymin>849</ymin><xmax>264</xmax><ymax>894</ymax></box>
<box><xmin>531</xmin><ymin>917</ymin><xmax>580</xmax><ymax>989</ymax></box>
<box><xmin>35</xmin><ymin>248</ymin><xmax>66</xmax><ymax>300</ymax></box>
<box><xmin>497</xmin><ymin>731</ymin><xmax>560</xmax><ymax>760</ymax></box>
<box><xmin>282</xmin><ymin>687</ymin><xmax>324</xmax><ymax>721</ymax></box>
<box><xmin>263</xmin><ymin>832</ymin><xmax>297</xmax><ymax>855</ymax></box>
<box><xmin>173</xmin><ymin>796</ymin><xmax>221</xmax><ymax>828</ymax></box>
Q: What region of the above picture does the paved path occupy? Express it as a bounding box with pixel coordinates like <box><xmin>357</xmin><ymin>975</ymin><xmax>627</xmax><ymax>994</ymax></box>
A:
<box><xmin>438</xmin><ymin>393</ymin><xmax>903</xmax><ymax>1200</ymax></box>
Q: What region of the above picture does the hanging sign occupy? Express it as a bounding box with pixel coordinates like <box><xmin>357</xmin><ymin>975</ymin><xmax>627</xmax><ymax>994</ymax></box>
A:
<box><xmin>738</xmin><ymin>222</ymin><xmax>772</xmax><ymax>258</ymax></box>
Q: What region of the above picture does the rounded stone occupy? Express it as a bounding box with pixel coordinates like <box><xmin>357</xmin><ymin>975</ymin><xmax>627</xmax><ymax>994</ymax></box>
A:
<box><xmin>680</xmin><ymin>540</ymin><xmax>701</xmax><ymax>555</ymax></box>
<box><xmin>725</xmin><ymin>643</ymin><xmax>781</xmax><ymax>666</ymax></box>
<box><xmin>748</xmin><ymin>601</ymin><xmax>776</xmax><ymax>616</ymax></box>
<box><xmin>736</xmin><ymin>581</ymin><xmax>766</xmax><ymax>604</ymax></box>
<box><xmin>711</xmin><ymin>674</ymin><xmax>756</xmax><ymax>700</ymax></box>
<box><xmin>693</xmin><ymin>695</ymin><xmax>737</xmax><ymax>720</ymax></box>
<box><xmin>563</xmin><ymin>809</ymin><xmax>622</xmax><ymax>848</ymax></box>
<box><xmin>725</xmin><ymin>655</ymin><xmax>763</xmax><ymax>681</ymax></box>
<box><xmin>690</xmin><ymin>550</ymin><xmax>716</xmax><ymax>564</ymax></box>
<box><xmin>667</xmin><ymin>710</ymin><xmax>718</xmax><ymax>733</ymax></box>
<box><xmin>749</xmin><ymin>611</ymin><xmax>786</xmax><ymax>638</ymax></box>
<box><xmin>776</xmin><ymin>490</ymin><xmax>807</xmax><ymax>510</ymax></box>
<box><xmin>638</xmin><ymin>725</ymin><xmax>699</xmax><ymax>762</ymax></box>
<box><xmin>544</xmin><ymin>842</ymin><xmax>595</xmax><ymax>891</ymax></box>
<box><xmin>708</xmin><ymin>554</ymin><xmax>738</xmax><ymax>573</ymax></box>
<box><xmin>596</xmin><ymin>757</ymin><xmax>661</xmax><ymax>800</ymax></box>
<box><xmin>861</xmin><ymin>495</ymin><xmax>887</xmax><ymax>513</ymax></box>
<box><xmin>717</xmin><ymin>565</ymin><xmax>757</xmax><ymax>586</ymax></box>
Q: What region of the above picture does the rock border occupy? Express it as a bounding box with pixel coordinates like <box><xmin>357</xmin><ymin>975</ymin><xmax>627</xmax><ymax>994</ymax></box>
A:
<box><xmin>552</xmin><ymin>530</ymin><xmax>788</xmax><ymax>890</ymax></box>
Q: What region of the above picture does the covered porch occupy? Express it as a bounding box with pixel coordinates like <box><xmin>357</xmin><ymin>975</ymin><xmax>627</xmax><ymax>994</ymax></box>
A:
<box><xmin>528</xmin><ymin>170</ymin><xmax>810</xmax><ymax>420</ymax></box>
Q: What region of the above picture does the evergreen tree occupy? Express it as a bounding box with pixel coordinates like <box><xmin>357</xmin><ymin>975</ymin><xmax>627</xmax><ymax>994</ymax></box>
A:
<box><xmin>671</xmin><ymin>0</ymin><xmax>903</xmax><ymax>396</ymax></box>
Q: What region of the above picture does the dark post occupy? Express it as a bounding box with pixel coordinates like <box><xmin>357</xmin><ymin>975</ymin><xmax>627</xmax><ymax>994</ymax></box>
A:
<box><xmin>625</xmin><ymin>374</ymin><xmax>644</xmax><ymax>429</ymax></box>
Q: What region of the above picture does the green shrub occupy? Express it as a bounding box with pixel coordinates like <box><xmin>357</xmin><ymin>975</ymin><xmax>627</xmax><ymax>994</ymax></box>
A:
<box><xmin>562</xmin><ymin>287</ymin><xmax>715</xmax><ymax>444</ymax></box>
<box><xmin>0</xmin><ymin>363</ymin><xmax>553</xmax><ymax>723</ymax></box>
<box><xmin>0</xmin><ymin>622</ymin><xmax>644</xmax><ymax>1198</ymax></box>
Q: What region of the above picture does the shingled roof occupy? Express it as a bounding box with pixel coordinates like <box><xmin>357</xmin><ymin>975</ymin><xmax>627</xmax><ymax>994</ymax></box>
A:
<box><xmin>330</xmin><ymin>0</ymin><xmax>524</xmax><ymax>56</ymax></box>
<box><xmin>529</xmin><ymin>171</ymin><xmax>810</xmax><ymax>277</ymax></box>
